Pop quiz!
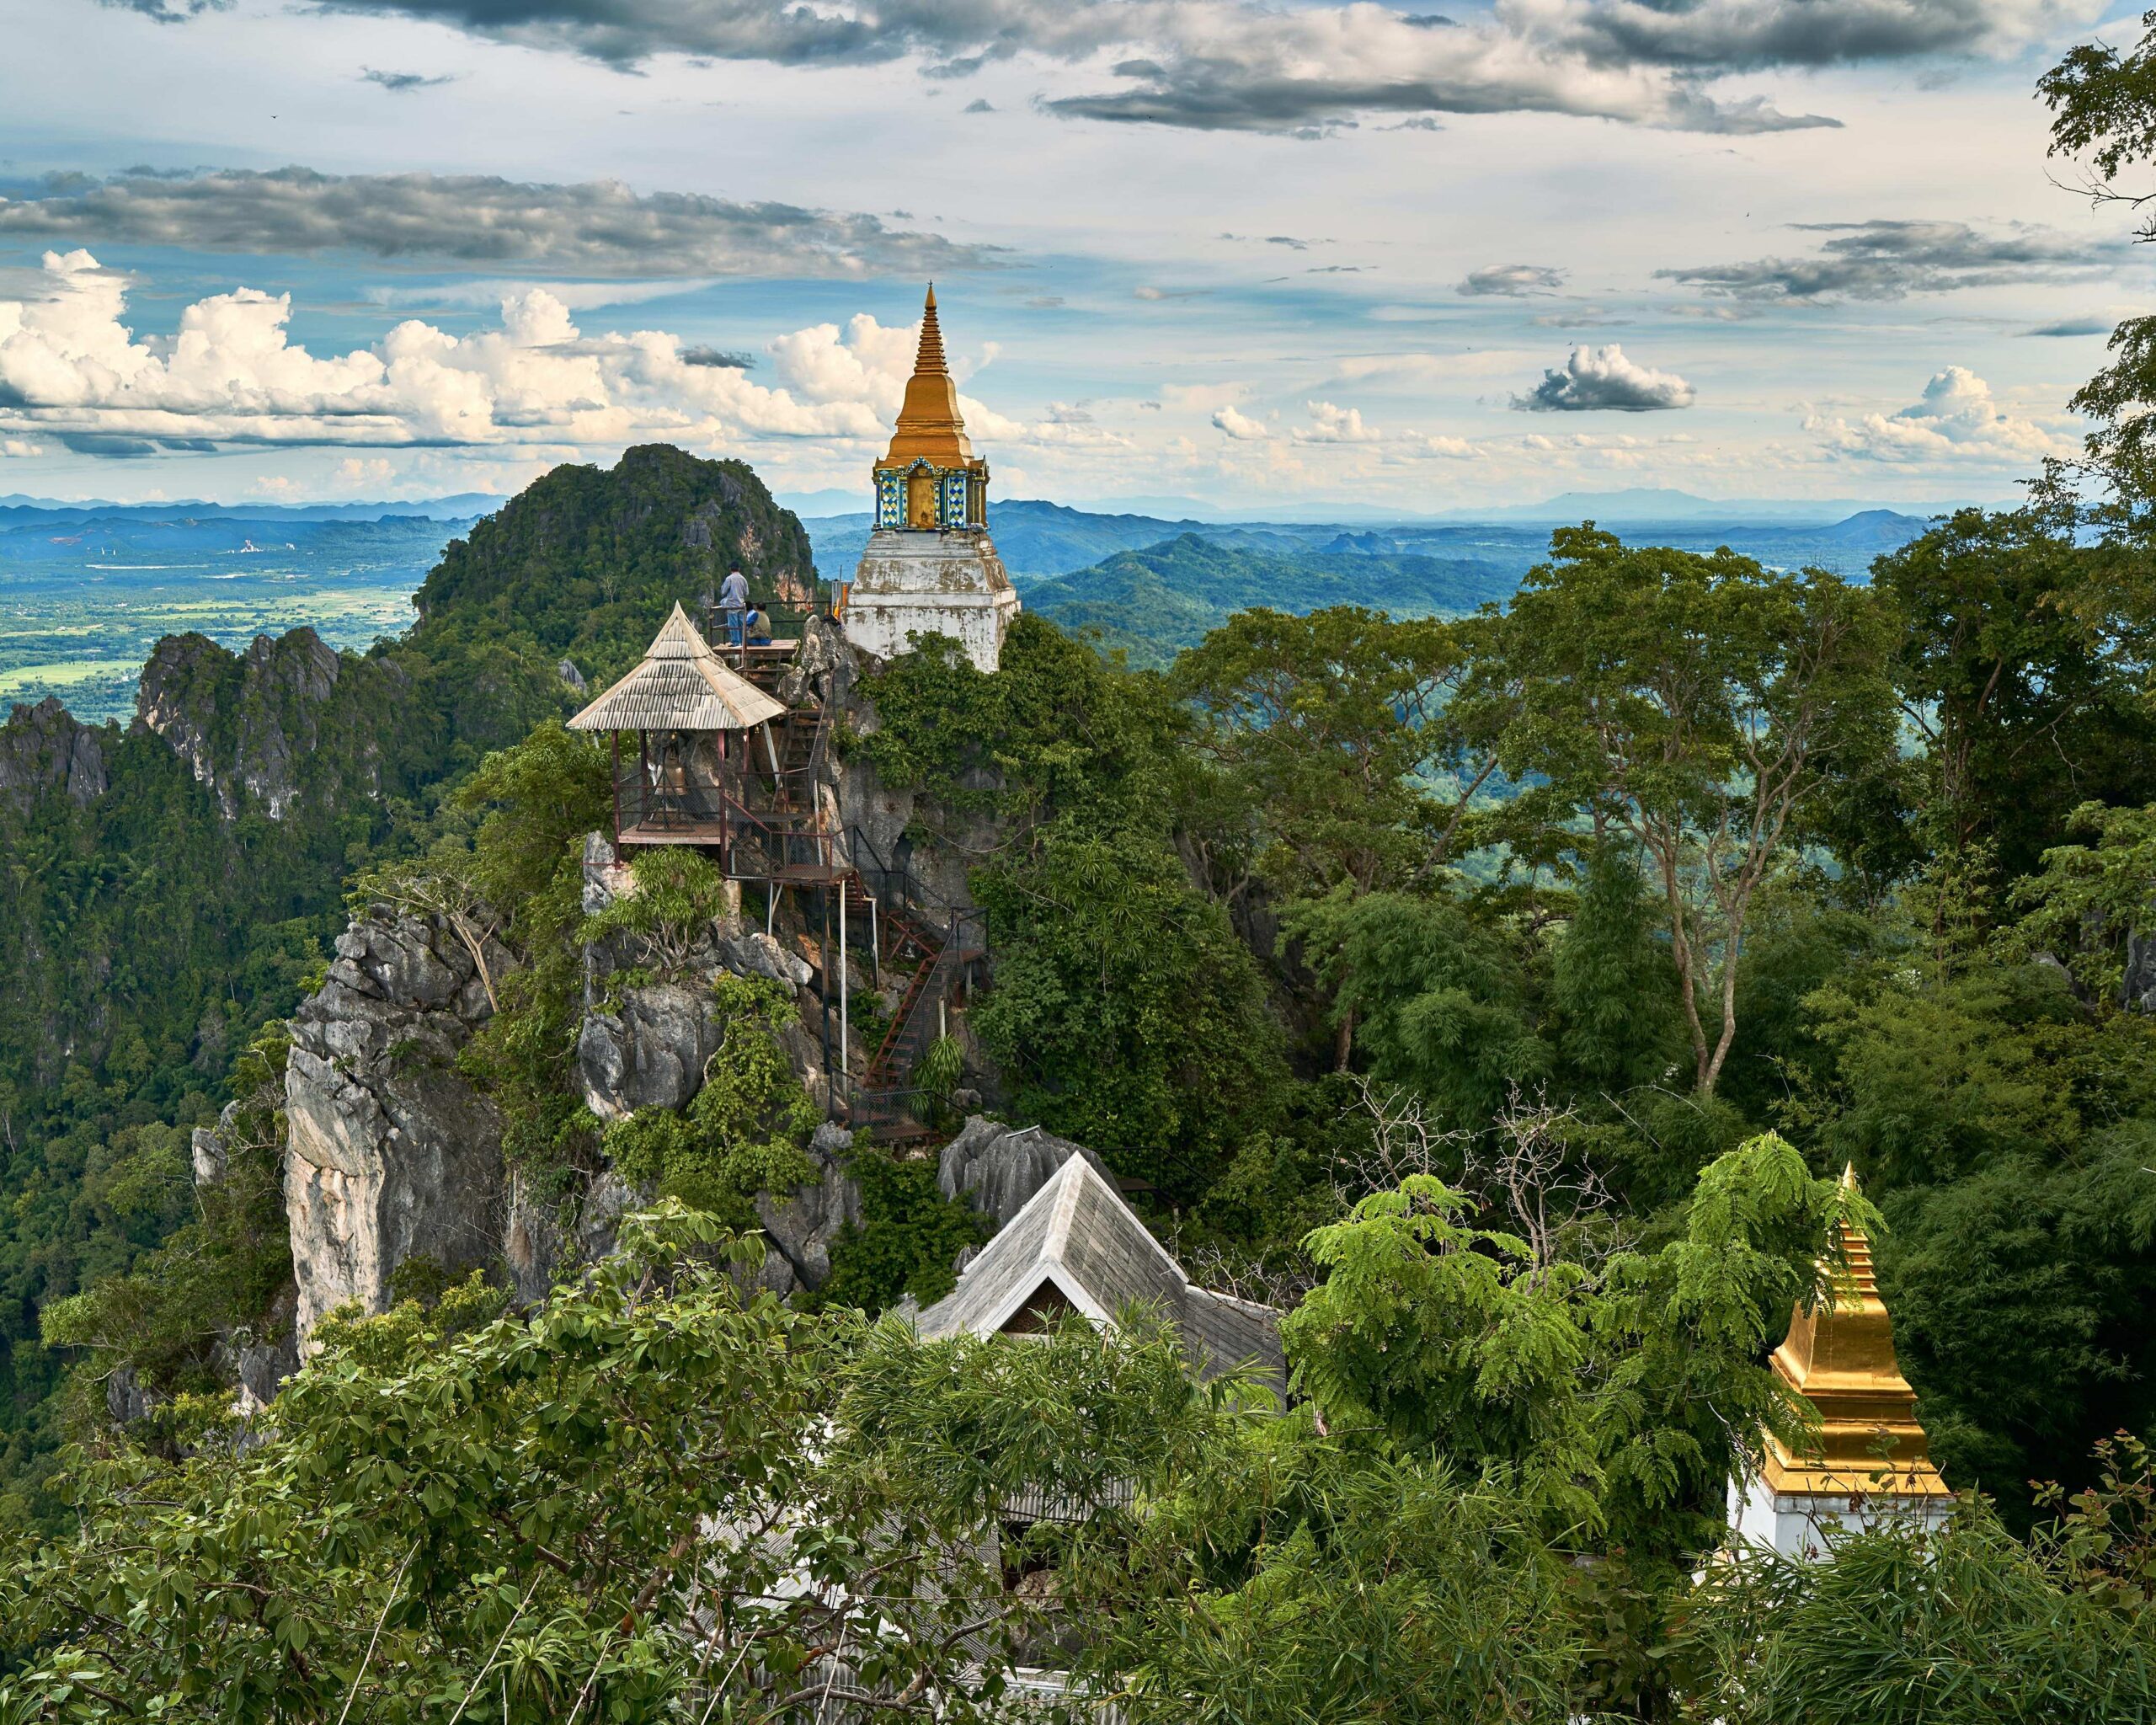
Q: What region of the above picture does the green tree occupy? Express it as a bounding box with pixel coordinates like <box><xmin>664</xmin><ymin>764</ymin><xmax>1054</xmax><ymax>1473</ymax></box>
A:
<box><xmin>1465</xmin><ymin>528</ymin><xmax>1897</xmax><ymax>1094</ymax></box>
<box><xmin>1283</xmin><ymin>1131</ymin><xmax>1870</xmax><ymax>1559</ymax></box>
<box><xmin>1872</xmin><ymin>511</ymin><xmax>2156</xmax><ymax>882</ymax></box>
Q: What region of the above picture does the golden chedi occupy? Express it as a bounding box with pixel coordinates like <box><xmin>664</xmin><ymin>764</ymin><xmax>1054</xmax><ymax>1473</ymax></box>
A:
<box><xmin>1731</xmin><ymin>1166</ymin><xmax>1952</xmax><ymax>1557</ymax></box>
<box><xmin>844</xmin><ymin>286</ymin><xmax>1018</xmax><ymax>672</ymax></box>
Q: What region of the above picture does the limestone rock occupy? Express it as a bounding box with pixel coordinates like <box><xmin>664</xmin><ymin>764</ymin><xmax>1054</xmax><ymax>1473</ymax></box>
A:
<box><xmin>938</xmin><ymin>1115</ymin><xmax>1106</xmax><ymax>1228</ymax></box>
<box><xmin>577</xmin><ymin>982</ymin><xmax>726</xmax><ymax>1122</ymax></box>
<box><xmin>558</xmin><ymin>657</ymin><xmax>589</xmax><ymax>693</ymax></box>
<box><xmin>754</xmin><ymin>1133</ymin><xmax>862</xmax><ymax>1298</ymax></box>
<box><xmin>0</xmin><ymin>696</ymin><xmax>107</xmax><ymax>811</ymax></box>
<box><xmin>719</xmin><ymin>931</ymin><xmax>814</xmax><ymax>989</ymax></box>
<box><xmin>2124</xmin><ymin>932</ymin><xmax>2156</xmax><ymax>1013</ymax></box>
<box><xmin>135</xmin><ymin>626</ymin><xmax>355</xmax><ymax>820</ymax></box>
<box><xmin>283</xmin><ymin>905</ymin><xmax>514</xmax><ymax>1338</ymax></box>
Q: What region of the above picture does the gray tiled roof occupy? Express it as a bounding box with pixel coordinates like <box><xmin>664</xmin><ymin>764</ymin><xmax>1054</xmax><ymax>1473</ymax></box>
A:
<box><xmin>915</xmin><ymin>1152</ymin><xmax>1285</xmax><ymax>1396</ymax></box>
<box><xmin>568</xmin><ymin>603</ymin><xmax>787</xmax><ymax>733</ymax></box>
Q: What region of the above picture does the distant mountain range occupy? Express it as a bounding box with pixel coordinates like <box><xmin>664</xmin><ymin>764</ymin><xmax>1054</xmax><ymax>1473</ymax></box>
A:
<box><xmin>802</xmin><ymin>497</ymin><xmax>1943</xmax><ymax>590</ymax></box>
<box><xmin>0</xmin><ymin>494</ymin><xmax>504</xmax><ymax>522</ymax></box>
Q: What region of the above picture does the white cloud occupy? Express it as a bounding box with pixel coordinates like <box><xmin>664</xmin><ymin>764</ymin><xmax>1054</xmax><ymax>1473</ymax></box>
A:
<box><xmin>1805</xmin><ymin>365</ymin><xmax>2068</xmax><ymax>462</ymax></box>
<box><xmin>1212</xmin><ymin>405</ymin><xmax>1273</xmax><ymax>441</ymax></box>
<box><xmin>0</xmin><ymin>253</ymin><xmax>1131</xmax><ymax>465</ymax></box>
<box><xmin>1293</xmin><ymin>400</ymin><xmax>1383</xmax><ymax>443</ymax></box>
<box><xmin>1513</xmin><ymin>344</ymin><xmax>1695</xmax><ymax>411</ymax></box>
<box><xmin>1331</xmin><ymin>350</ymin><xmax>1541</xmax><ymax>385</ymax></box>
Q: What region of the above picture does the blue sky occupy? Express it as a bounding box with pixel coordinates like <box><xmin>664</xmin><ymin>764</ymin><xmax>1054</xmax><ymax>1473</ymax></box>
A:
<box><xmin>0</xmin><ymin>0</ymin><xmax>2148</xmax><ymax>511</ymax></box>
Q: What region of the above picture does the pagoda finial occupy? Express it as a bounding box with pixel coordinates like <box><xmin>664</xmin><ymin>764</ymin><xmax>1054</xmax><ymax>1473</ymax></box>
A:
<box><xmin>914</xmin><ymin>284</ymin><xmax>949</xmax><ymax>377</ymax></box>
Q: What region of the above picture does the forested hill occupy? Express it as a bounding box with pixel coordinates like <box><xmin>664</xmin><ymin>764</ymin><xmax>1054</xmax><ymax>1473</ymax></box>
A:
<box><xmin>1022</xmin><ymin>532</ymin><xmax>1521</xmax><ymax>665</ymax></box>
<box><xmin>0</xmin><ymin>446</ymin><xmax>811</xmax><ymax>1524</ymax></box>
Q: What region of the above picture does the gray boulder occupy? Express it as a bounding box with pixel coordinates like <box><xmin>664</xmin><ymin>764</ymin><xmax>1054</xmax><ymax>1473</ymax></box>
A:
<box><xmin>938</xmin><ymin>1116</ymin><xmax>1107</xmax><ymax>1228</ymax></box>
<box><xmin>754</xmin><ymin>1130</ymin><xmax>862</xmax><ymax>1297</ymax></box>
<box><xmin>578</xmin><ymin>983</ymin><xmax>726</xmax><ymax>1122</ymax></box>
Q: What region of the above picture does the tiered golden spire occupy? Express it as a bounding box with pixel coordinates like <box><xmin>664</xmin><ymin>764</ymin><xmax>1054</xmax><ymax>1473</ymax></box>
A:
<box><xmin>915</xmin><ymin>283</ymin><xmax>948</xmax><ymax>375</ymax></box>
<box><xmin>1760</xmin><ymin>1167</ymin><xmax>1951</xmax><ymax>1500</ymax></box>
<box><xmin>880</xmin><ymin>284</ymin><xmax>976</xmax><ymax>469</ymax></box>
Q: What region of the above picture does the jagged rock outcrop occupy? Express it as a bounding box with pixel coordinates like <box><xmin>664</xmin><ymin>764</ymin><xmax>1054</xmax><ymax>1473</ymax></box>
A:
<box><xmin>135</xmin><ymin>627</ymin><xmax>354</xmax><ymax>820</ymax></box>
<box><xmin>755</xmin><ymin>1124</ymin><xmax>865</xmax><ymax>1298</ymax></box>
<box><xmin>938</xmin><ymin>1116</ymin><xmax>1107</xmax><ymax>1227</ymax></box>
<box><xmin>283</xmin><ymin>905</ymin><xmax>514</xmax><ymax>1337</ymax></box>
<box><xmin>0</xmin><ymin>696</ymin><xmax>108</xmax><ymax>810</ymax></box>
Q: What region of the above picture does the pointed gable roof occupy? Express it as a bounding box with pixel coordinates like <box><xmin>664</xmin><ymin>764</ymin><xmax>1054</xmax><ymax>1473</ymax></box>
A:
<box><xmin>915</xmin><ymin>1151</ymin><xmax>1285</xmax><ymax>1392</ymax></box>
<box><xmin>568</xmin><ymin>603</ymin><xmax>787</xmax><ymax>733</ymax></box>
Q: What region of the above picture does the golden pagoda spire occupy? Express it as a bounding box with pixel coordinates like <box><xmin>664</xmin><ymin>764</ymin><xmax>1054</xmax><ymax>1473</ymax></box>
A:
<box><xmin>881</xmin><ymin>284</ymin><xmax>974</xmax><ymax>468</ymax></box>
<box><xmin>915</xmin><ymin>283</ymin><xmax>948</xmax><ymax>375</ymax></box>
<box><xmin>1759</xmin><ymin>1166</ymin><xmax>1951</xmax><ymax>1501</ymax></box>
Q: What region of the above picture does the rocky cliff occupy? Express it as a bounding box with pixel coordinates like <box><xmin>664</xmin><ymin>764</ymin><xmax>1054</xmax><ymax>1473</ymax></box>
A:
<box><xmin>0</xmin><ymin>697</ymin><xmax>107</xmax><ymax>811</ymax></box>
<box><xmin>283</xmin><ymin>906</ymin><xmax>514</xmax><ymax>1335</ymax></box>
<box><xmin>132</xmin><ymin>627</ymin><xmax>399</xmax><ymax>820</ymax></box>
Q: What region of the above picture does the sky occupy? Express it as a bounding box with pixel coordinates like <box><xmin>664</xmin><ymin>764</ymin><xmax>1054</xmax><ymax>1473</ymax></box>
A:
<box><xmin>0</xmin><ymin>0</ymin><xmax>2150</xmax><ymax>513</ymax></box>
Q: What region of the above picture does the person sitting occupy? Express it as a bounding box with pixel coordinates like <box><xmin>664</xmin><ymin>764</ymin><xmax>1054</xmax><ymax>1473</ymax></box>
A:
<box><xmin>744</xmin><ymin>606</ymin><xmax>773</xmax><ymax>646</ymax></box>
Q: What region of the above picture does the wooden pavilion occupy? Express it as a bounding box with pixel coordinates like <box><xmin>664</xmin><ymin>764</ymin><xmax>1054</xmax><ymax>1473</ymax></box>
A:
<box><xmin>568</xmin><ymin>603</ymin><xmax>842</xmax><ymax>881</ymax></box>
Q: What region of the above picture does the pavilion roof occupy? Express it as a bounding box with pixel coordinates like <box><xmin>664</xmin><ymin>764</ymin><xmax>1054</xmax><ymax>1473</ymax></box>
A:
<box><xmin>915</xmin><ymin>1151</ymin><xmax>1284</xmax><ymax>1394</ymax></box>
<box><xmin>568</xmin><ymin>603</ymin><xmax>787</xmax><ymax>733</ymax></box>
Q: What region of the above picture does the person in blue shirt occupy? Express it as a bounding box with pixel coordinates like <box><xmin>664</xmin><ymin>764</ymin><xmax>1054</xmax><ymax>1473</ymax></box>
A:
<box><xmin>718</xmin><ymin>568</ymin><xmax>750</xmax><ymax>644</ymax></box>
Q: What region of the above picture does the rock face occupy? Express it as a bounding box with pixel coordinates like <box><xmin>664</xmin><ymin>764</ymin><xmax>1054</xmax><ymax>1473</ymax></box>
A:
<box><xmin>578</xmin><ymin>982</ymin><xmax>728</xmax><ymax>1122</ymax></box>
<box><xmin>2124</xmin><ymin>932</ymin><xmax>2156</xmax><ymax>1013</ymax></box>
<box><xmin>283</xmin><ymin>906</ymin><xmax>513</xmax><ymax>1337</ymax></box>
<box><xmin>755</xmin><ymin>1124</ymin><xmax>865</xmax><ymax>1298</ymax></box>
<box><xmin>0</xmin><ymin>697</ymin><xmax>107</xmax><ymax>810</ymax></box>
<box><xmin>135</xmin><ymin>627</ymin><xmax>356</xmax><ymax>820</ymax></box>
<box><xmin>938</xmin><ymin>1116</ymin><xmax>1106</xmax><ymax>1227</ymax></box>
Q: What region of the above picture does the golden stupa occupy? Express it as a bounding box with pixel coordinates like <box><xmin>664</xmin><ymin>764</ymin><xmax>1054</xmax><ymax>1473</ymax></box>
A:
<box><xmin>1759</xmin><ymin>1167</ymin><xmax>1951</xmax><ymax>1501</ymax></box>
<box><xmin>873</xmin><ymin>286</ymin><xmax>988</xmax><ymax>531</ymax></box>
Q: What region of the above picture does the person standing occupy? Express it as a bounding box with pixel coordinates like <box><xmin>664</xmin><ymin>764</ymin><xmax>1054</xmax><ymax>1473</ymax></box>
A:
<box><xmin>718</xmin><ymin>567</ymin><xmax>750</xmax><ymax>645</ymax></box>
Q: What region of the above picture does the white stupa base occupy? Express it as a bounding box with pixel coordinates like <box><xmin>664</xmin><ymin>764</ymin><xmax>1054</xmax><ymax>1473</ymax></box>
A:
<box><xmin>1728</xmin><ymin>1472</ymin><xmax>1951</xmax><ymax>1559</ymax></box>
<box><xmin>845</xmin><ymin>528</ymin><xmax>1021</xmax><ymax>673</ymax></box>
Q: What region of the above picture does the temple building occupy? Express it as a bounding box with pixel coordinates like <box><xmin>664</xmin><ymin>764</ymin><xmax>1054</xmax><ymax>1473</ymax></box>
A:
<box><xmin>842</xmin><ymin>286</ymin><xmax>1021</xmax><ymax>673</ymax></box>
<box><xmin>1731</xmin><ymin>1167</ymin><xmax>1953</xmax><ymax>1557</ymax></box>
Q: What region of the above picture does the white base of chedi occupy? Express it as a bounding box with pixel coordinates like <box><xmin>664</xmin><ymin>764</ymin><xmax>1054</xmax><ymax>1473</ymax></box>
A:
<box><xmin>845</xmin><ymin>526</ymin><xmax>1021</xmax><ymax>673</ymax></box>
<box><xmin>1728</xmin><ymin>1471</ymin><xmax>1953</xmax><ymax>1559</ymax></box>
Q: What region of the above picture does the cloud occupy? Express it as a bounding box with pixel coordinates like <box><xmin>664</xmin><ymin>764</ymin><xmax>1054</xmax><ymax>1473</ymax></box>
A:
<box><xmin>680</xmin><ymin>346</ymin><xmax>755</xmax><ymax>368</ymax></box>
<box><xmin>0</xmin><ymin>248</ymin><xmax>912</xmax><ymax>455</ymax></box>
<box><xmin>964</xmin><ymin>98</ymin><xmax>996</xmax><ymax>111</ymax></box>
<box><xmin>360</xmin><ymin>67</ymin><xmax>458</xmax><ymax>90</ymax></box>
<box><xmin>96</xmin><ymin>0</ymin><xmax>228</xmax><ymax>17</ymax></box>
<box><xmin>1514</xmin><ymin>344</ymin><xmax>1694</xmax><ymax>411</ymax></box>
<box><xmin>1134</xmin><ymin>285</ymin><xmax>1214</xmax><ymax>300</ymax></box>
<box><xmin>1658</xmin><ymin>219</ymin><xmax>2106</xmax><ymax>301</ymax></box>
<box><xmin>2025</xmin><ymin>315</ymin><xmax>2114</xmax><ymax>336</ymax></box>
<box><xmin>0</xmin><ymin>168</ymin><xmax>1001</xmax><ymax>280</ymax></box>
<box><xmin>1212</xmin><ymin>405</ymin><xmax>1272</xmax><ymax>440</ymax></box>
<box><xmin>172</xmin><ymin>0</ymin><xmax>2076</xmax><ymax>136</ymax></box>
<box><xmin>1458</xmin><ymin>263</ymin><xmax>1566</xmax><ymax>297</ymax></box>
<box><xmin>1805</xmin><ymin>365</ymin><xmax>2067</xmax><ymax>462</ymax></box>
<box><xmin>1294</xmin><ymin>400</ymin><xmax>1383</xmax><ymax>443</ymax></box>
